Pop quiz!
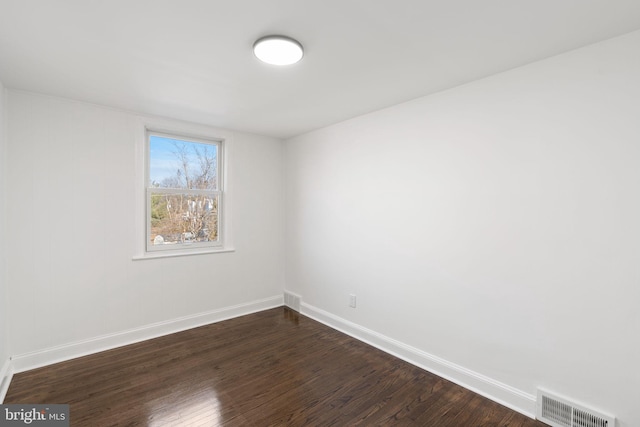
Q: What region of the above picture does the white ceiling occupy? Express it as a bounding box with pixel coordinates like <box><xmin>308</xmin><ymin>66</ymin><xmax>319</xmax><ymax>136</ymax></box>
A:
<box><xmin>1</xmin><ymin>1</ymin><xmax>640</xmax><ymax>139</ymax></box>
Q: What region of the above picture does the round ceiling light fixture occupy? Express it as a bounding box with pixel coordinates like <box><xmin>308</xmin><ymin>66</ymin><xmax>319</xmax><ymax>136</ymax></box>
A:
<box><xmin>253</xmin><ymin>35</ymin><xmax>304</xmax><ymax>66</ymax></box>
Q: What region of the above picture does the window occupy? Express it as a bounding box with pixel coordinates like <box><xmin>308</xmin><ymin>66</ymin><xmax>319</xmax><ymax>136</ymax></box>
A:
<box><xmin>146</xmin><ymin>130</ymin><xmax>223</xmax><ymax>252</ymax></box>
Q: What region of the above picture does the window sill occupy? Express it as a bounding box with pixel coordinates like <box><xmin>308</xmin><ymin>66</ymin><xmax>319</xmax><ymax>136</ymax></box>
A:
<box><xmin>132</xmin><ymin>247</ymin><xmax>236</xmax><ymax>261</ymax></box>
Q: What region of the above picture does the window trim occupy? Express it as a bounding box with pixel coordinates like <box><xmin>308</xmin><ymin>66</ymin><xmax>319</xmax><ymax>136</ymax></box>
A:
<box><xmin>145</xmin><ymin>130</ymin><xmax>224</xmax><ymax>253</ymax></box>
<box><xmin>133</xmin><ymin>118</ymin><xmax>234</xmax><ymax>260</ymax></box>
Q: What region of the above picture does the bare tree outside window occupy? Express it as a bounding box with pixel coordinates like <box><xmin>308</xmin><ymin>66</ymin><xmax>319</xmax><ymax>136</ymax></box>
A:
<box><xmin>147</xmin><ymin>133</ymin><xmax>222</xmax><ymax>250</ymax></box>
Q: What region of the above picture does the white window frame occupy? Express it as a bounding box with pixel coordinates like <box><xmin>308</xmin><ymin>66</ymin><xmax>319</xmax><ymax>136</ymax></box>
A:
<box><xmin>133</xmin><ymin>118</ymin><xmax>234</xmax><ymax>260</ymax></box>
<box><xmin>145</xmin><ymin>130</ymin><xmax>224</xmax><ymax>253</ymax></box>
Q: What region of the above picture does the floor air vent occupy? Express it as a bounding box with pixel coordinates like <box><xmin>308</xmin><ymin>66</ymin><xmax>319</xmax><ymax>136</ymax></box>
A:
<box><xmin>283</xmin><ymin>291</ymin><xmax>301</xmax><ymax>312</ymax></box>
<box><xmin>537</xmin><ymin>389</ymin><xmax>615</xmax><ymax>427</ymax></box>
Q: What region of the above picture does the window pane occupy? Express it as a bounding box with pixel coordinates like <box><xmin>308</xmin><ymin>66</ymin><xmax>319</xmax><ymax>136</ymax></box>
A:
<box><xmin>149</xmin><ymin>135</ymin><xmax>218</xmax><ymax>190</ymax></box>
<box><xmin>150</xmin><ymin>193</ymin><xmax>219</xmax><ymax>246</ymax></box>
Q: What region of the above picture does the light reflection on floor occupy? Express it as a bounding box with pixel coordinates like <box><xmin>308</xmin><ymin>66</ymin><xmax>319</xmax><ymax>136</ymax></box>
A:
<box><xmin>147</xmin><ymin>388</ymin><xmax>222</xmax><ymax>426</ymax></box>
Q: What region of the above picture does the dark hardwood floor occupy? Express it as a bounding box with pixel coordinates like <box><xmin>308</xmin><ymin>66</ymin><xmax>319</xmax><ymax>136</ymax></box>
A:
<box><xmin>5</xmin><ymin>308</ymin><xmax>547</xmax><ymax>426</ymax></box>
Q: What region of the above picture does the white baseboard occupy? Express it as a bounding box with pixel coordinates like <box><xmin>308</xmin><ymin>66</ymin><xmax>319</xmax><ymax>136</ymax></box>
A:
<box><xmin>11</xmin><ymin>295</ymin><xmax>283</xmax><ymax>374</ymax></box>
<box><xmin>300</xmin><ymin>302</ymin><xmax>537</xmax><ymax>419</ymax></box>
<box><xmin>0</xmin><ymin>358</ymin><xmax>13</xmax><ymax>403</ymax></box>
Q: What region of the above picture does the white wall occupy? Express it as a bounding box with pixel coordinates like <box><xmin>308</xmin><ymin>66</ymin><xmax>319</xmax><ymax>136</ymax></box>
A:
<box><xmin>0</xmin><ymin>80</ymin><xmax>9</xmax><ymax>396</ymax></box>
<box><xmin>285</xmin><ymin>30</ymin><xmax>640</xmax><ymax>426</ymax></box>
<box><xmin>5</xmin><ymin>91</ymin><xmax>284</xmax><ymax>366</ymax></box>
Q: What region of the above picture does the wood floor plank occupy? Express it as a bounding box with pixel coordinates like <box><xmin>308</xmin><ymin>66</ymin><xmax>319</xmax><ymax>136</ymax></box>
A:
<box><xmin>4</xmin><ymin>308</ymin><xmax>547</xmax><ymax>426</ymax></box>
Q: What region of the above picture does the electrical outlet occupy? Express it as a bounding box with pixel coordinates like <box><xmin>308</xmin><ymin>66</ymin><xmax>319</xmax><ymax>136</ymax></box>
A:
<box><xmin>349</xmin><ymin>294</ymin><xmax>356</xmax><ymax>308</ymax></box>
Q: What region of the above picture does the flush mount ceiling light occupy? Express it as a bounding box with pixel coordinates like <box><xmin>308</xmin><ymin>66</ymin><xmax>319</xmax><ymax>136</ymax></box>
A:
<box><xmin>253</xmin><ymin>35</ymin><xmax>304</xmax><ymax>66</ymax></box>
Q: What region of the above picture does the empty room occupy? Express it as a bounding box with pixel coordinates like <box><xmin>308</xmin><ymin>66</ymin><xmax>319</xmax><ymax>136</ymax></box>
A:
<box><xmin>0</xmin><ymin>1</ymin><xmax>638</xmax><ymax>426</ymax></box>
